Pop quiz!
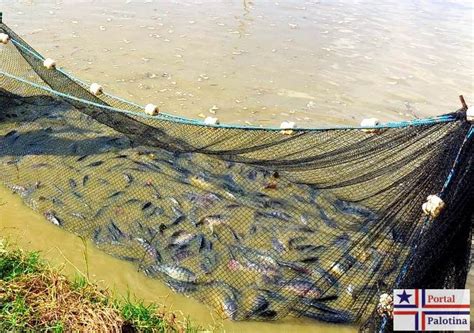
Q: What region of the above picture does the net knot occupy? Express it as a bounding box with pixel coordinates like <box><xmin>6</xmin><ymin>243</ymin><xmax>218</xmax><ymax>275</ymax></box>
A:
<box><xmin>422</xmin><ymin>194</ymin><xmax>445</xmax><ymax>218</ymax></box>
<box><xmin>377</xmin><ymin>293</ymin><xmax>393</xmax><ymax>318</ymax></box>
<box><xmin>0</xmin><ymin>33</ymin><xmax>10</xmax><ymax>44</ymax></box>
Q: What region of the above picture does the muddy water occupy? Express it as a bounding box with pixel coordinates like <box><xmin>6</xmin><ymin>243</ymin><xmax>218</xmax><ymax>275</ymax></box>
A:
<box><xmin>1</xmin><ymin>0</ymin><xmax>473</xmax><ymax>331</ymax></box>
<box><xmin>0</xmin><ymin>186</ymin><xmax>357</xmax><ymax>332</ymax></box>
<box><xmin>2</xmin><ymin>0</ymin><xmax>473</xmax><ymax>126</ymax></box>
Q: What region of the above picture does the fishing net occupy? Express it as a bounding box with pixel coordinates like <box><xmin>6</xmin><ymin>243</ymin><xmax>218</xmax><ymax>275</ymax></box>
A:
<box><xmin>1</xmin><ymin>18</ymin><xmax>473</xmax><ymax>331</ymax></box>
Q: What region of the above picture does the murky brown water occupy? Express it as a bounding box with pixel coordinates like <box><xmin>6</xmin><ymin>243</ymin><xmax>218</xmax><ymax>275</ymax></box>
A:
<box><xmin>2</xmin><ymin>0</ymin><xmax>473</xmax><ymax>126</ymax></box>
<box><xmin>1</xmin><ymin>0</ymin><xmax>473</xmax><ymax>331</ymax></box>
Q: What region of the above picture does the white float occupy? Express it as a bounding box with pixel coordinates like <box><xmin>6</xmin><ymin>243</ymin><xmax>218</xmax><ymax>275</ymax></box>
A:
<box><xmin>280</xmin><ymin>121</ymin><xmax>296</xmax><ymax>134</ymax></box>
<box><xmin>361</xmin><ymin>117</ymin><xmax>380</xmax><ymax>133</ymax></box>
<box><xmin>204</xmin><ymin>116</ymin><xmax>219</xmax><ymax>125</ymax></box>
<box><xmin>422</xmin><ymin>194</ymin><xmax>445</xmax><ymax>218</ymax></box>
<box><xmin>377</xmin><ymin>293</ymin><xmax>394</xmax><ymax>318</ymax></box>
<box><xmin>144</xmin><ymin>104</ymin><xmax>159</xmax><ymax>116</ymax></box>
<box><xmin>0</xmin><ymin>33</ymin><xmax>10</xmax><ymax>44</ymax></box>
<box><xmin>89</xmin><ymin>83</ymin><xmax>103</xmax><ymax>96</ymax></box>
<box><xmin>43</xmin><ymin>58</ymin><xmax>56</xmax><ymax>70</ymax></box>
<box><xmin>466</xmin><ymin>108</ymin><xmax>473</xmax><ymax>123</ymax></box>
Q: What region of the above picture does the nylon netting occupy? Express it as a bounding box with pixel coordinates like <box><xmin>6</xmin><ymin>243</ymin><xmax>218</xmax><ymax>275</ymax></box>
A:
<box><xmin>1</xmin><ymin>21</ymin><xmax>473</xmax><ymax>331</ymax></box>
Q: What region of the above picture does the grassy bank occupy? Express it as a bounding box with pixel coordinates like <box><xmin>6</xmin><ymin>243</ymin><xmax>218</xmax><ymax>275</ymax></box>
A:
<box><xmin>0</xmin><ymin>240</ymin><xmax>203</xmax><ymax>332</ymax></box>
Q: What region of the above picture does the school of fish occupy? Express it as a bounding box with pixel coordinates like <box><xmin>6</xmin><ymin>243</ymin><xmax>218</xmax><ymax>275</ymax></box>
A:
<box><xmin>0</xmin><ymin>92</ymin><xmax>404</xmax><ymax>323</ymax></box>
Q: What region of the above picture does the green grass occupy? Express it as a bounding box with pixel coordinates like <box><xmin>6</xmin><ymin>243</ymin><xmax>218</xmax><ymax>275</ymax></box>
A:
<box><xmin>0</xmin><ymin>239</ymin><xmax>205</xmax><ymax>332</ymax></box>
<box><xmin>0</xmin><ymin>248</ymin><xmax>42</xmax><ymax>280</ymax></box>
<box><xmin>0</xmin><ymin>295</ymin><xmax>31</xmax><ymax>331</ymax></box>
<box><xmin>120</xmin><ymin>296</ymin><xmax>171</xmax><ymax>332</ymax></box>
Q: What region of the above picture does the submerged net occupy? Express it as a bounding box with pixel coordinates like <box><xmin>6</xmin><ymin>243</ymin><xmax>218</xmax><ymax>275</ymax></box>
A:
<box><xmin>1</xmin><ymin>19</ymin><xmax>473</xmax><ymax>330</ymax></box>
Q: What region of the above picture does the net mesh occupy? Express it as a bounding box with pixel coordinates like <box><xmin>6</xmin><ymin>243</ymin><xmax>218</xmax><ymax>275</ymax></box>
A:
<box><xmin>1</xmin><ymin>21</ymin><xmax>473</xmax><ymax>330</ymax></box>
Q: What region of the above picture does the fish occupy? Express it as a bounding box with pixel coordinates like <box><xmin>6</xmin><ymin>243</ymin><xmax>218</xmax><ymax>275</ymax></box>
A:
<box><xmin>9</xmin><ymin>184</ymin><xmax>30</xmax><ymax>197</ymax></box>
<box><xmin>71</xmin><ymin>212</ymin><xmax>86</xmax><ymax>220</ymax></box>
<box><xmin>200</xmin><ymin>252</ymin><xmax>218</xmax><ymax>274</ymax></box>
<box><xmin>244</xmin><ymin>294</ymin><xmax>276</xmax><ymax>320</ymax></box>
<box><xmin>98</xmin><ymin>178</ymin><xmax>110</xmax><ymax>185</ymax></box>
<box><xmin>293</xmin><ymin>300</ymin><xmax>355</xmax><ymax>323</ymax></box>
<box><xmin>231</xmin><ymin>246</ymin><xmax>280</xmax><ymax>273</ymax></box>
<box><xmin>69</xmin><ymin>142</ymin><xmax>78</xmax><ymax>154</ymax></box>
<box><xmin>93</xmin><ymin>205</ymin><xmax>110</xmax><ymax>219</ymax></box>
<box><xmin>222</xmin><ymin>295</ymin><xmax>238</xmax><ymax>320</ymax></box>
<box><xmin>135</xmin><ymin>238</ymin><xmax>161</xmax><ymax>262</ymax></box>
<box><xmin>271</xmin><ymin>237</ymin><xmax>286</xmax><ymax>253</ymax></box>
<box><xmin>279</xmin><ymin>261</ymin><xmax>311</xmax><ymax>275</ymax></box>
<box><xmin>197</xmin><ymin>215</ymin><xmax>227</xmax><ymax>233</ymax></box>
<box><xmin>142</xmin><ymin>201</ymin><xmax>153</xmax><ymax>211</ymax></box>
<box><xmin>288</xmin><ymin>236</ymin><xmax>308</xmax><ymax>250</ymax></box>
<box><xmin>93</xmin><ymin>227</ymin><xmax>102</xmax><ymax>243</ymax></box>
<box><xmin>256</xmin><ymin>210</ymin><xmax>291</xmax><ymax>222</ymax></box>
<box><xmin>170</xmin><ymin>215</ymin><xmax>186</xmax><ymax>226</ymax></box>
<box><xmin>247</xmin><ymin>169</ymin><xmax>258</xmax><ymax>180</ymax></box>
<box><xmin>72</xmin><ymin>190</ymin><xmax>83</xmax><ymax>199</ymax></box>
<box><xmin>51</xmin><ymin>196</ymin><xmax>64</xmax><ymax>206</ymax></box>
<box><xmin>31</xmin><ymin>162</ymin><xmax>50</xmax><ymax>169</ymax></box>
<box><xmin>154</xmin><ymin>264</ymin><xmax>197</xmax><ymax>283</ymax></box>
<box><xmin>69</xmin><ymin>179</ymin><xmax>77</xmax><ymax>189</ymax></box>
<box><xmin>198</xmin><ymin>234</ymin><xmax>213</xmax><ymax>252</ymax></box>
<box><xmin>44</xmin><ymin>211</ymin><xmax>63</xmax><ymax>226</ymax></box>
<box><xmin>123</xmin><ymin>173</ymin><xmax>134</xmax><ymax>186</ymax></box>
<box><xmin>123</xmin><ymin>198</ymin><xmax>141</xmax><ymax>205</ymax></box>
<box><xmin>185</xmin><ymin>192</ymin><xmax>221</xmax><ymax>208</ymax></box>
<box><xmin>107</xmin><ymin>220</ymin><xmax>125</xmax><ymax>242</ymax></box>
<box><xmin>293</xmin><ymin>244</ymin><xmax>325</xmax><ymax>254</ymax></box>
<box><xmin>166</xmin><ymin>280</ymin><xmax>198</xmax><ymax>293</ymax></box>
<box><xmin>319</xmin><ymin>209</ymin><xmax>337</xmax><ymax>228</ymax></box>
<box><xmin>4</xmin><ymin>130</ymin><xmax>20</xmax><ymax>144</ymax></box>
<box><xmin>86</xmin><ymin>160</ymin><xmax>104</xmax><ymax>167</ymax></box>
<box><xmin>168</xmin><ymin>230</ymin><xmax>196</xmax><ymax>247</ymax></box>
<box><xmin>171</xmin><ymin>248</ymin><xmax>193</xmax><ymax>262</ymax></box>
<box><xmin>281</xmin><ymin>279</ymin><xmax>322</xmax><ymax>298</ymax></box>
<box><xmin>334</xmin><ymin>199</ymin><xmax>375</xmax><ymax>219</ymax></box>
<box><xmin>82</xmin><ymin>175</ymin><xmax>90</xmax><ymax>186</ymax></box>
<box><xmin>129</xmin><ymin>159</ymin><xmax>161</xmax><ymax>172</ymax></box>
<box><xmin>107</xmin><ymin>191</ymin><xmax>125</xmax><ymax>199</ymax></box>
<box><xmin>222</xmin><ymin>174</ymin><xmax>245</xmax><ymax>195</ymax></box>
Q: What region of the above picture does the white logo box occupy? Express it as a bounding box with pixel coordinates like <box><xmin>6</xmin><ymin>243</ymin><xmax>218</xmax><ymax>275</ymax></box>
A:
<box><xmin>393</xmin><ymin>289</ymin><xmax>470</xmax><ymax>331</ymax></box>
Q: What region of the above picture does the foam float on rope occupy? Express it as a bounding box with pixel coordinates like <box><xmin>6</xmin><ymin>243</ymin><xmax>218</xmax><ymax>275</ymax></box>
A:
<box><xmin>361</xmin><ymin>118</ymin><xmax>380</xmax><ymax>133</ymax></box>
<box><xmin>43</xmin><ymin>58</ymin><xmax>56</xmax><ymax>69</ymax></box>
<box><xmin>0</xmin><ymin>32</ymin><xmax>9</xmax><ymax>44</ymax></box>
<box><xmin>204</xmin><ymin>116</ymin><xmax>219</xmax><ymax>125</ymax></box>
<box><xmin>422</xmin><ymin>194</ymin><xmax>445</xmax><ymax>218</ymax></box>
<box><xmin>467</xmin><ymin>108</ymin><xmax>473</xmax><ymax>123</ymax></box>
<box><xmin>89</xmin><ymin>83</ymin><xmax>103</xmax><ymax>96</ymax></box>
<box><xmin>144</xmin><ymin>104</ymin><xmax>159</xmax><ymax>116</ymax></box>
<box><xmin>280</xmin><ymin>121</ymin><xmax>296</xmax><ymax>135</ymax></box>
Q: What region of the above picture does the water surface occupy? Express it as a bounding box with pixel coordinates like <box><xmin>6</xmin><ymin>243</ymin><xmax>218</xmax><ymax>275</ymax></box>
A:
<box><xmin>1</xmin><ymin>1</ymin><xmax>473</xmax><ymax>331</ymax></box>
<box><xmin>2</xmin><ymin>0</ymin><xmax>473</xmax><ymax>126</ymax></box>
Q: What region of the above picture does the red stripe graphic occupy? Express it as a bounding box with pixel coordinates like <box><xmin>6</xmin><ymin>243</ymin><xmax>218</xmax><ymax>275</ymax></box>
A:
<box><xmin>423</xmin><ymin>304</ymin><xmax>470</xmax><ymax>308</ymax></box>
